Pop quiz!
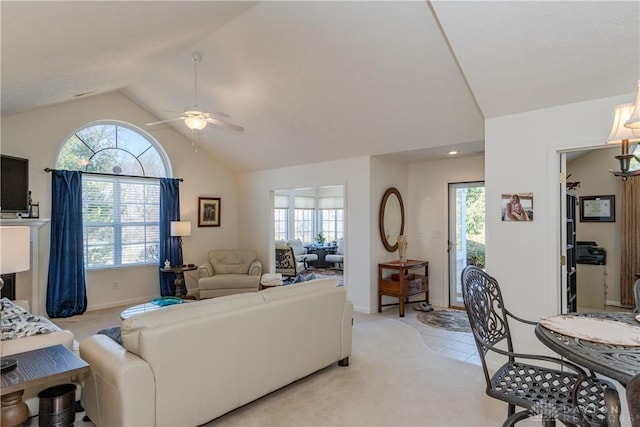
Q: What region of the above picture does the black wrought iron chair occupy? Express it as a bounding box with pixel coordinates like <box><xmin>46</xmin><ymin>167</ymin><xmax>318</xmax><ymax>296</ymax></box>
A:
<box><xmin>275</xmin><ymin>245</ymin><xmax>301</xmax><ymax>283</ymax></box>
<box><xmin>461</xmin><ymin>266</ymin><xmax>621</xmax><ymax>427</ymax></box>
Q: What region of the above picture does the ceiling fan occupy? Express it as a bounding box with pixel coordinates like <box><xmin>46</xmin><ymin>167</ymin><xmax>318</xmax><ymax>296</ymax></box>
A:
<box><xmin>146</xmin><ymin>52</ymin><xmax>244</xmax><ymax>141</ymax></box>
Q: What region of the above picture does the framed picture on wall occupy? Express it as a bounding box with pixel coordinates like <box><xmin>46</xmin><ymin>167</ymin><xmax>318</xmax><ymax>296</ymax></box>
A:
<box><xmin>501</xmin><ymin>193</ymin><xmax>533</xmax><ymax>222</ymax></box>
<box><xmin>580</xmin><ymin>195</ymin><xmax>615</xmax><ymax>222</ymax></box>
<box><xmin>198</xmin><ymin>197</ymin><xmax>221</xmax><ymax>227</ymax></box>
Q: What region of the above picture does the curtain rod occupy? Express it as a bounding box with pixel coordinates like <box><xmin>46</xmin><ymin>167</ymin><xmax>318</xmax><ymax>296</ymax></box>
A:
<box><xmin>44</xmin><ymin>168</ymin><xmax>184</xmax><ymax>182</ymax></box>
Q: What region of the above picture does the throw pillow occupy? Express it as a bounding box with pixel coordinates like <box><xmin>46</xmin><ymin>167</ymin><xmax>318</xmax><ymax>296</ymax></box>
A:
<box><xmin>97</xmin><ymin>326</ymin><xmax>123</xmax><ymax>346</ymax></box>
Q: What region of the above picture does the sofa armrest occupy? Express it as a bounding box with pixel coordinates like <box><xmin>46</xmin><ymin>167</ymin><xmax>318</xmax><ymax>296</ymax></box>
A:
<box><xmin>249</xmin><ymin>260</ymin><xmax>262</xmax><ymax>277</ymax></box>
<box><xmin>80</xmin><ymin>335</ymin><xmax>155</xmax><ymax>427</ymax></box>
<box><xmin>199</xmin><ymin>262</ymin><xmax>214</xmax><ymax>278</ymax></box>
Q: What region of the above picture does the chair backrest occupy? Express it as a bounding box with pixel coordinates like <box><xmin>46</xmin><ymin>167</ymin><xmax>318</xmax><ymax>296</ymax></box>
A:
<box><xmin>634</xmin><ymin>278</ymin><xmax>640</xmax><ymax>314</ymax></box>
<box><xmin>461</xmin><ymin>266</ymin><xmax>514</xmax><ymax>380</ymax></box>
<box><xmin>275</xmin><ymin>245</ymin><xmax>297</xmax><ymax>277</ymax></box>
<box><xmin>286</xmin><ymin>239</ymin><xmax>306</xmax><ymax>256</ymax></box>
<box><xmin>336</xmin><ymin>238</ymin><xmax>344</xmax><ymax>255</ymax></box>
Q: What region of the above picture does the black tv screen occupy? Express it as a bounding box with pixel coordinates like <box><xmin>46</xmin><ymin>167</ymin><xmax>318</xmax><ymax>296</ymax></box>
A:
<box><xmin>1</xmin><ymin>155</ymin><xmax>29</xmax><ymax>213</ymax></box>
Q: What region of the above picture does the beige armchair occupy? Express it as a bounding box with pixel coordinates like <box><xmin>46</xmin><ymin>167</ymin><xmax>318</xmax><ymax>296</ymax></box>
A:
<box><xmin>198</xmin><ymin>250</ymin><xmax>262</xmax><ymax>298</ymax></box>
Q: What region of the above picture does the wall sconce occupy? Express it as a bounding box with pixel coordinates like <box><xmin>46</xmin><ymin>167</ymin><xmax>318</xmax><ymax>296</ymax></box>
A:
<box><xmin>170</xmin><ymin>221</ymin><xmax>192</xmax><ymax>265</ymax></box>
<box><xmin>607</xmin><ymin>101</ymin><xmax>640</xmax><ymax>179</ymax></box>
<box><xmin>624</xmin><ymin>80</ymin><xmax>640</xmax><ymax>131</ymax></box>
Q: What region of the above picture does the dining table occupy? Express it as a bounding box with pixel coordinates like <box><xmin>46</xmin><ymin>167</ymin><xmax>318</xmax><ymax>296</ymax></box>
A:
<box><xmin>535</xmin><ymin>312</ymin><xmax>640</xmax><ymax>426</ymax></box>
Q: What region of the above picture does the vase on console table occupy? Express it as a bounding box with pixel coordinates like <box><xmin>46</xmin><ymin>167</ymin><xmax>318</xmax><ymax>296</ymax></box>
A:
<box><xmin>397</xmin><ymin>235</ymin><xmax>407</xmax><ymax>263</ymax></box>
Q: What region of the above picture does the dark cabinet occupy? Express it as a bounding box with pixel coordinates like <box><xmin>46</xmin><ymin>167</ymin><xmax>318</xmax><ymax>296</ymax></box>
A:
<box><xmin>566</xmin><ymin>194</ymin><xmax>577</xmax><ymax>313</ymax></box>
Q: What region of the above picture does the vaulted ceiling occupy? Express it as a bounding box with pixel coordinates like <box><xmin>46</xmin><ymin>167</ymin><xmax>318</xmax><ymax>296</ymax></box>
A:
<box><xmin>2</xmin><ymin>1</ymin><xmax>638</xmax><ymax>172</ymax></box>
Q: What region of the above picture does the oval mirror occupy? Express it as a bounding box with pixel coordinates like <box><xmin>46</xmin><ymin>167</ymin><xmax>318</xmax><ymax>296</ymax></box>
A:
<box><xmin>379</xmin><ymin>187</ymin><xmax>405</xmax><ymax>252</ymax></box>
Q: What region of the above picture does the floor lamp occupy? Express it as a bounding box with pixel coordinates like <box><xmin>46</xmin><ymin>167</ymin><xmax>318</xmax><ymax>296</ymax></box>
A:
<box><xmin>170</xmin><ymin>221</ymin><xmax>192</xmax><ymax>266</ymax></box>
<box><xmin>0</xmin><ymin>226</ymin><xmax>31</xmax><ymax>372</ymax></box>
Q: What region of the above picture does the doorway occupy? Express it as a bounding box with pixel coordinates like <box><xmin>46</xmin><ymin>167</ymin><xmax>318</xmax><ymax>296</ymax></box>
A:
<box><xmin>448</xmin><ymin>182</ymin><xmax>485</xmax><ymax>308</ymax></box>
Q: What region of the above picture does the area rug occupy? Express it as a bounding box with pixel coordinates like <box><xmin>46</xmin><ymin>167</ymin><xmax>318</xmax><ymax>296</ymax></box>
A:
<box><xmin>417</xmin><ymin>309</ymin><xmax>472</xmax><ymax>333</ymax></box>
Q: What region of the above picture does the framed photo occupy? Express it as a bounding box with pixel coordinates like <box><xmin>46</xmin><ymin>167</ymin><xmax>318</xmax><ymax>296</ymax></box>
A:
<box><xmin>580</xmin><ymin>195</ymin><xmax>615</xmax><ymax>222</ymax></box>
<box><xmin>198</xmin><ymin>197</ymin><xmax>221</xmax><ymax>227</ymax></box>
<box><xmin>501</xmin><ymin>193</ymin><xmax>533</xmax><ymax>222</ymax></box>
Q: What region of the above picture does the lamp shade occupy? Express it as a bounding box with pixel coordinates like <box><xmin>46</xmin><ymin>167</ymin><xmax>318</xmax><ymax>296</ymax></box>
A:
<box><xmin>170</xmin><ymin>221</ymin><xmax>192</xmax><ymax>237</ymax></box>
<box><xmin>0</xmin><ymin>226</ymin><xmax>30</xmax><ymax>274</ymax></box>
<box><xmin>624</xmin><ymin>80</ymin><xmax>640</xmax><ymax>133</ymax></box>
<box><xmin>607</xmin><ymin>103</ymin><xmax>640</xmax><ymax>144</ymax></box>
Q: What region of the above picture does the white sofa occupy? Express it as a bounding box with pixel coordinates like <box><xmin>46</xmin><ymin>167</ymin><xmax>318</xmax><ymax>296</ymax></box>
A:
<box><xmin>79</xmin><ymin>278</ymin><xmax>353</xmax><ymax>427</ymax></box>
<box><xmin>0</xmin><ymin>299</ymin><xmax>77</xmax><ymax>416</ymax></box>
<box><xmin>197</xmin><ymin>249</ymin><xmax>262</xmax><ymax>298</ymax></box>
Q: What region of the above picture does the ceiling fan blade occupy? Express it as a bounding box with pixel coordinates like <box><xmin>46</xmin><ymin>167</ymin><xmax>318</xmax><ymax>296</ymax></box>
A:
<box><xmin>208</xmin><ymin>117</ymin><xmax>244</xmax><ymax>132</ymax></box>
<box><xmin>207</xmin><ymin>111</ymin><xmax>231</xmax><ymax>119</ymax></box>
<box><xmin>146</xmin><ymin>117</ymin><xmax>185</xmax><ymax>126</ymax></box>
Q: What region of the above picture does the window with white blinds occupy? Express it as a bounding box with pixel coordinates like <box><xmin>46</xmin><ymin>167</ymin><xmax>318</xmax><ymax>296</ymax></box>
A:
<box><xmin>83</xmin><ymin>176</ymin><xmax>160</xmax><ymax>268</ymax></box>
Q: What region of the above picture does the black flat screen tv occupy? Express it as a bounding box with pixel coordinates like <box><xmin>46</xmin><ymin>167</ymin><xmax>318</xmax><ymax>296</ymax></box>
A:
<box><xmin>1</xmin><ymin>154</ymin><xmax>29</xmax><ymax>214</ymax></box>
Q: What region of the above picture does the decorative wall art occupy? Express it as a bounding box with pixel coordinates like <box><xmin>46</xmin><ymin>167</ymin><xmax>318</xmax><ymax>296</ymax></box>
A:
<box><xmin>198</xmin><ymin>197</ymin><xmax>221</xmax><ymax>227</ymax></box>
<box><xmin>501</xmin><ymin>193</ymin><xmax>533</xmax><ymax>222</ymax></box>
<box><xmin>580</xmin><ymin>195</ymin><xmax>615</xmax><ymax>222</ymax></box>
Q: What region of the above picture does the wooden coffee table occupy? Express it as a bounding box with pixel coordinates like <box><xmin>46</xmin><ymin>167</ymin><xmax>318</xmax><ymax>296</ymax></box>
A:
<box><xmin>1</xmin><ymin>344</ymin><xmax>89</xmax><ymax>427</ymax></box>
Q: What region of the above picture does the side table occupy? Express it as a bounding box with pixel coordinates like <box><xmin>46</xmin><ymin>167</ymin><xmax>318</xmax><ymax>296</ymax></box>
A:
<box><xmin>378</xmin><ymin>260</ymin><xmax>429</xmax><ymax>317</ymax></box>
<box><xmin>160</xmin><ymin>264</ymin><xmax>197</xmax><ymax>298</ymax></box>
<box><xmin>1</xmin><ymin>344</ymin><xmax>89</xmax><ymax>427</ymax></box>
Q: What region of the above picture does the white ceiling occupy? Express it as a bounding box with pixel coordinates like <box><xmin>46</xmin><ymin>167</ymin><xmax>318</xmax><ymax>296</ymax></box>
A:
<box><xmin>2</xmin><ymin>1</ymin><xmax>638</xmax><ymax>172</ymax></box>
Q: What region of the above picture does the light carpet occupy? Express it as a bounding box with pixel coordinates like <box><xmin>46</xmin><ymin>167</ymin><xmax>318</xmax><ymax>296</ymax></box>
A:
<box><xmin>204</xmin><ymin>317</ymin><xmax>506</xmax><ymax>426</ymax></box>
<box><xmin>52</xmin><ymin>305</ymin><xmax>535</xmax><ymax>426</ymax></box>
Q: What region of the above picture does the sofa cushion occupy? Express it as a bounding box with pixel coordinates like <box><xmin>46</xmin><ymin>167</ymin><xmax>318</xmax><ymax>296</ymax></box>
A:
<box><xmin>208</xmin><ymin>250</ymin><xmax>257</xmax><ymax>274</ymax></box>
<box><xmin>260</xmin><ymin>278</ymin><xmax>340</xmax><ymax>300</ymax></box>
<box><xmin>121</xmin><ymin>292</ymin><xmax>264</xmax><ymax>356</ymax></box>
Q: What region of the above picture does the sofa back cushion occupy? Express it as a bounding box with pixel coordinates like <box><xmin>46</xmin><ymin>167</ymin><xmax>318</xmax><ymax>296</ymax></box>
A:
<box><xmin>121</xmin><ymin>292</ymin><xmax>264</xmax><ymax>356</ymax></box>
<box><xmin>207</xmin><ymin>250</ymin><xmax>257</xmax><ymax>274</ymax></box>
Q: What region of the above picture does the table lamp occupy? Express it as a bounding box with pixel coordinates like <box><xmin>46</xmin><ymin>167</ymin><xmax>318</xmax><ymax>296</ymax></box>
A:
<box><xmin>0</xmin><ymin>226</ymin><xmax>31</xmax><ymax>291</ymax></box>
<box><xmin>170</xmin><ymin>221</ymin><xmax>191</xmax><ymax>266</ymax></box>
<box><xmin>0</xmin><ymin>226</ymin><xmax>31</xmax><ymax>373</ymax></box>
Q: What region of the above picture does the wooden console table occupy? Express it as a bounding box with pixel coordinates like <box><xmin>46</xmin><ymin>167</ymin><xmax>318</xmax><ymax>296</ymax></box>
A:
<box><xmin>378</xmin><ymin>260</ymin><xmax>429</xmax><ymax>317</ymax></box>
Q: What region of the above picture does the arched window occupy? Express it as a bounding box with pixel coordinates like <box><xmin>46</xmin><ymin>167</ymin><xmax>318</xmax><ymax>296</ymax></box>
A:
<box><xmin>56</xmin><ymin>121</ymin><xmax>171</xmax><ymax>269</ymax></box>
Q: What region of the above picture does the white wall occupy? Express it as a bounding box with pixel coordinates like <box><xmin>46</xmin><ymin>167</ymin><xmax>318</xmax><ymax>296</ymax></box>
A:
<box><xmin>239</xmin><ymin>156</ymin><xmax>376</xmax><ymax>313</ymax></box>
<box><xmin>1</xmin><ymin>92</ymin><xmax>240</xmax><ymax>313</ymax></box>
<box><xmin>567</xmin><ymin>146</ymin><xmax>622</xmax><ymax>305</ymax></box>
<box><xmin>485</xmin><ymin>92</ymin><xmax>634</xmax><ymax>353</ymax></box>
<box><xmin>369</xmin><ymin>156</ymin><xmax>409</xmax><ymax>310</ymax></box>
<box><xmin>407</xmin><ymin>154</ymin><xmax>485</xmax><ymax>307</ymax></box>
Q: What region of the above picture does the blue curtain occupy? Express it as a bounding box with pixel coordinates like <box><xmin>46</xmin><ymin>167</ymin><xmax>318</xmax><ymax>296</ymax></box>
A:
<box><xmin>159</xmin><ymin>178</ymin><xmax>181</xmax><ymax>296</ymax></box>
<box><xmin>47</xmin><ymin>170</ymin><xmax>87</xmax><ymax>317</ymax></box>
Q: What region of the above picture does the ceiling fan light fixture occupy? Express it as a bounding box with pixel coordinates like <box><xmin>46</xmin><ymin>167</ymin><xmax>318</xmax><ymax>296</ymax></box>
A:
<box><xmin>184</xmin><ymin>115</ymin><xmax>207</xmax><ymax>130</ymax></box>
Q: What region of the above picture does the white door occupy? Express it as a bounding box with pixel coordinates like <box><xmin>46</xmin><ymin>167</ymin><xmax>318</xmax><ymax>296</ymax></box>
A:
<box><xmin>448</xmin><ymin>182</ymin><xmax>485</xmax><ymax>308</ymax></box>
